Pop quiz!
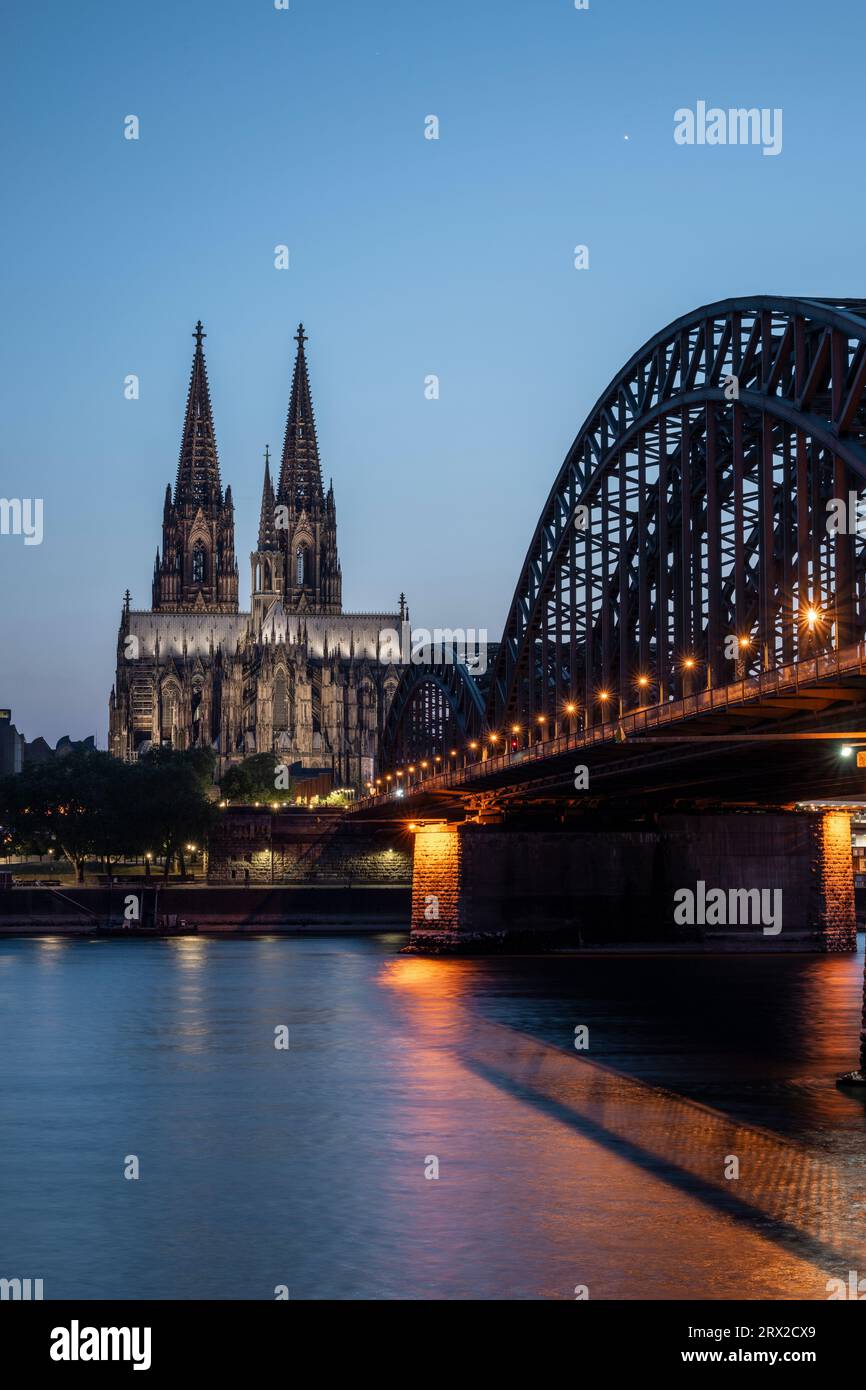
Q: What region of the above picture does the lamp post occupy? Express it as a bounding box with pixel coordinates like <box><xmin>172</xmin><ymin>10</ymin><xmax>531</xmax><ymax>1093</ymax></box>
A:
<box><xmin>682</xmin><ymin>656</ymin><xmax>696</xmax><ymax>699</ymax></box>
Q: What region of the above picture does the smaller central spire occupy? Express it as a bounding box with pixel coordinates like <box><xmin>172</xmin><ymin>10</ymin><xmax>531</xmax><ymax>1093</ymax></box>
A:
<box><xmin>257</xmin><ymin>444</ymin><xmax>277</xmax><ymax>551</ymax></box>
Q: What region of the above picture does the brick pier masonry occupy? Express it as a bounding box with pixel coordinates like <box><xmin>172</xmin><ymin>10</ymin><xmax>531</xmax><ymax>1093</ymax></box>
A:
<box><xmin>408</xmin><ymin>811</ymin><xmax>857</xmax><ymax>954</ymax></box>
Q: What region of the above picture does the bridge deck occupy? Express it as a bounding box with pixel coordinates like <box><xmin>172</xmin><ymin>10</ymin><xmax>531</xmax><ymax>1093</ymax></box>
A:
<box><xmin>357</xmin><ymin>642</ymin><xmax>866</xmax><ymax>816</ymax></box>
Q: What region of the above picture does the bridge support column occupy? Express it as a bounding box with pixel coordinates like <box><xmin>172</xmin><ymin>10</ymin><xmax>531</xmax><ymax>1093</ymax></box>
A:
<box><xmin>406</xmin><ymin>812</ymin><xmax>857</xmax><ymax>955</ymax></box>
<box><xmin>815</xmin><ymin>810</ymin><xmax>856</xmax><ymax>953</ymax></box>
<box><xmin>409</xmin><ymin>822</ymin><xmax>464</xmax><ymax>945</ymax></box>
<box><xmin>407</xmin><ymin>821</ymin><xmax>661</xmax><ymax>953</ymax></box>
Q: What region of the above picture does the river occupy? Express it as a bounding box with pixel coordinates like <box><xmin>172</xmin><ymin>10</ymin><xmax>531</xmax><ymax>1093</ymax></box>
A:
<box><xmin>1</xmin><ymin>933</ymin><xmax>865</xmax><ymax>1299</ymax></box>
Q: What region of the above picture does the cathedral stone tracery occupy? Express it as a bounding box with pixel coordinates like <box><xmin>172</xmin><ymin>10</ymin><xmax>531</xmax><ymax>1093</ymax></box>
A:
<box><xmin>109</xmin><ymin>322</ymin><xmax>404</xmax><ymax>788</ymax></box>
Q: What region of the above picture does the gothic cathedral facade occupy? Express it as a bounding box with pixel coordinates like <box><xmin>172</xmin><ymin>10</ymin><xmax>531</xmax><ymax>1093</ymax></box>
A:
<box><xmin>109</xmin><ymin>323</ymin><xmax>405</xmax><ymax>788</ymax></box>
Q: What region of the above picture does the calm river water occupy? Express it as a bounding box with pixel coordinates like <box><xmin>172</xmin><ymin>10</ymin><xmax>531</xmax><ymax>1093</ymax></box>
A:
<box><xmin>1</xmin><ymin>932</ymin><xmax>866</xmax><ymax>1300</ymax></box>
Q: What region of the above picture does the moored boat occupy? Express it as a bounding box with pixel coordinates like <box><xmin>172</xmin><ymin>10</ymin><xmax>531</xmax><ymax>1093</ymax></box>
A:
<box><xmin>94</xmin><ymin>911</ymin><xmax>198</xmax><ymax>937</ymax></box>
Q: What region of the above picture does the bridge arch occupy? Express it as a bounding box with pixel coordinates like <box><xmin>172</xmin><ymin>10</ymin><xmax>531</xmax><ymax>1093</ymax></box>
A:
<box><xmin>489</xmin><ymin>296</ymin><xmax>866</xmax><ymax>730</ymax></box>
<box><xmin>381</xmin><ymin>657</ymin><xmax>487</xmax><ymax>767</ymax></box>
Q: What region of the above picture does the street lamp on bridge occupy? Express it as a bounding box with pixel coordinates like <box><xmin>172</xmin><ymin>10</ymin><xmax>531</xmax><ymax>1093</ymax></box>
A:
<box><xmin>635</xmin><ymin>675</ymin><xmax>652</xmax><ymax>711</ymax></box>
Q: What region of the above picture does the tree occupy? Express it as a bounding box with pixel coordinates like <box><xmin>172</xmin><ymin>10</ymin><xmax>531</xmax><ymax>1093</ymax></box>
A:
<box><xmin>220</xmin><ymin>752</ymin><xmax>289</xmax><ymax>803</ymax></box>
<box><xmin>135</xmin><ymin>748</ymin><xmax>217</xmax><ymax>879</ymax></box>
<box><xmin>0</xmin><ymin>749</ymin><xmax>134</xmax><ymax>880</ymax></box>
<box><xmin>0</xmin><ymin>746</ymin><xmax>218</xmax><ymax>882</ymax></box>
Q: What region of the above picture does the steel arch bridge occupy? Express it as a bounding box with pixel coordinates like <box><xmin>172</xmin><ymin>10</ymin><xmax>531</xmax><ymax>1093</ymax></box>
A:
<box><xmin>380</xmin><ymin>655</ymin><xmax>487</xmax><ymax>768</ymax></box>
<box><xmin>383</xmin><ymin>296</ymin><xmax>866</xmax><ymax>765</ymax></box>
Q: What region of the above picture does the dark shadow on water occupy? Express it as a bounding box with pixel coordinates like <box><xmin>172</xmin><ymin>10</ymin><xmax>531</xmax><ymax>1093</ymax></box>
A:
<box><xmin>460</xmin><ymin>1045</ymin><xmax>861</xmax><ymax>1277</ymax></box>
<box><xmin>452</xmin><ymin>947</ymin><xmax>866</xmax><ymax>1142</ymax></box>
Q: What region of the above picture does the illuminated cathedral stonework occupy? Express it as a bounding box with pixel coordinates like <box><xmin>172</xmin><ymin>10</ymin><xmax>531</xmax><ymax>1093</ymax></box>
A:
<box><xmin>109</xmin><ymin>323</ymin><xmax>404</xmax><ymax>787</ymax></box>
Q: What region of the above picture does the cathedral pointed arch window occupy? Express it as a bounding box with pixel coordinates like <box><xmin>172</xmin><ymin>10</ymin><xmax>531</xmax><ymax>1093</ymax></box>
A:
<box><xmin>160</xmin><ymin>685</ymin><xmax>180</xmax><ymax>748</ymax></box>
<box><xmin>311</xmin><ymin>670</ymin><xmax>322</xmax><ymax>735</ymax></box>
<box><xmin>191</xmin><ymin>682</ymin><xmax>203</xmax><ymax>745</ymax></box>
<box><xmin>296</xmin><ymin>545</ymin><xmax>306</xmax><ymax>587</ymax></box>
<box><xmin>131</xmin><ymin>679</ymin><xmax>154</xmax><ymax>734</ymax></box>
<box><xmin>193</xmin><ymin>542</ymin><xmax>207</xmax><ymax>585</ymax></box>
<box><xmin>273</xmin><ymin>671</ymin><xmax>288</xmax><ymax>731</ymax></box>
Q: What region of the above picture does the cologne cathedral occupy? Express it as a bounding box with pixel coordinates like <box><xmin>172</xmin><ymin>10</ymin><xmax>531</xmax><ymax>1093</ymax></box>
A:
<box><xmin>108</xmin><ymin>322</ymin><xmax>405</xmax><ymax>788</ymax></box>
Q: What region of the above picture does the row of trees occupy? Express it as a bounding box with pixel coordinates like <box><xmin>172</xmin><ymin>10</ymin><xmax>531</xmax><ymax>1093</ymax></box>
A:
<box><xmin>0</xmin><ymin>747</ymin><xmax>217</xmax><ymax>881</ymax></box>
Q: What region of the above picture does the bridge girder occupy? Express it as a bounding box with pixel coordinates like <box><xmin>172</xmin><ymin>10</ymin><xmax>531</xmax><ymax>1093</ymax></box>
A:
<box><xmin>380</xmin><ymin>659</ymin><xmax>487</xmax><ymax>768</ymax></box>
<box><xmin>489</xmin><ymin>296</ymin><xmax>866</xmax><ymax>730</ymax></box>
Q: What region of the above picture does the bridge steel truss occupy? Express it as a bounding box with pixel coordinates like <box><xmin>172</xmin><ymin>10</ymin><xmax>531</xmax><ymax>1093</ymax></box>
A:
<box><xmin>381</xmin><ymin>297</ymin><xmax>866</xmax><ymax>765</ymax></box>
<box><xmin>380</xmin><ymin>658</ymin><xmax>487</xmax><ymax>768</ymax></box>
<box><xmin>489</xmin><ymin>296</ymin><xmax>866</xmax><ymax>731</ymax></box>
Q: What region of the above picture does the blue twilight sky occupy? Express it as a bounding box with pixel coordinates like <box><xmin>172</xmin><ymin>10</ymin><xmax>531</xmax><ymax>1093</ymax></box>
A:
<box><xmin>1</xmin><ymin>0</ymin><xmax>864</xmax><ymax>744</ymax></box>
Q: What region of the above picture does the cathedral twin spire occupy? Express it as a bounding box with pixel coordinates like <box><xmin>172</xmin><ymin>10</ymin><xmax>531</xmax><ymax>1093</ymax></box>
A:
<box><xmin>152</xmin><ymin>320</ymin><xmax>237</xmax><ymax>613</ymax></box>
<box><xmin>258</xmin><ymin>322</ymin><xmax>342</xmax><ymax>616</ymax></box>
<box><xmin>278</xmin><ymin>324</ymin><xmax>324</xmax><ymax>511</ymax></box>
<box><xmin>175</xmin><ymin>321</ymin><xmax>224</xmax><ymax>509</ymax></box>
<box><xmin>153</xmin><ymin>319</ymin><xmax>341</xmax><ymax>619</ymax></box>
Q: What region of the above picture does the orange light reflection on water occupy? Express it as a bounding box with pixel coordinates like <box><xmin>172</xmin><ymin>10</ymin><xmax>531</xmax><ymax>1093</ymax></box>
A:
<box><xmin>376</xmin><ymin>951</ymin><xmax>866</xmax><ymax>1299</ymax></box>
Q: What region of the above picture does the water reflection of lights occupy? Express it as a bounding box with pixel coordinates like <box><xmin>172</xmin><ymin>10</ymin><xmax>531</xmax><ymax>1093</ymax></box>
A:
<box><xmin>379</xmin><ymin>962</ymin><xmax>859</xmax><ymax>1277</ymax></box>
<box><xmin>379</xmin><ymin>956</ymin><xmax>473</xmax><ymax>1040</ymax></box>
<box><xmin>164</xmin><ymin>939</ymin><xmax>212</xmax><ymax>1050</ymax></box>
<box><xmin>166</xmin><ymin>936</ymin><xmax>209</xmax><ymax>967</ymax></box>
<box><xmin>35</xmin><ymin>936</ymin><xmax>72</xmax><ymax>957</ymax></box>
<box><xmin>381</xmin><ymin>956</ymin><xmax>451</xmax><ymax>990</ymax></box>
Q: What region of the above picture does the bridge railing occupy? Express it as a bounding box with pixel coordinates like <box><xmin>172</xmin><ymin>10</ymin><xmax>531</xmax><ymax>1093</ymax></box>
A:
<box><xmin>356</xmin><ymin>640</ymin><xmax>866</xmax><ymax>809</ymax></box>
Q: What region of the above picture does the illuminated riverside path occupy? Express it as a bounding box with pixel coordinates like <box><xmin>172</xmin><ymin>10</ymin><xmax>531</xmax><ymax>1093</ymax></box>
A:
<box><xmin>2</xmin><ymin>933</ymin><xmax>866</xmax><ymax>1299</ymax></box>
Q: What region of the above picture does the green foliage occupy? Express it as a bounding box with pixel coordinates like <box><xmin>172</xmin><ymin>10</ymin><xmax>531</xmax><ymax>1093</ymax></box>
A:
<box><xmin>320</xmin><ymin>789</ymin><xmax>353</xmax><ymax>807</ymax></box>
<box><xmin>0</xmin><ymin>749</ymin><xmax>131</xmax><ymax>878</ymax></box>
<box><xmin>179</xmin><ymin>745</ymin><xmax>218</xmax><ymax>793</ymax></box>
<box><xmin>0</xmin><ymin>746</ymin><xmax>217</xmax><ymax>880</ymax></box>
<box><xmin>220</xmin><ymin>753</ymin><xmax>288</xmax><ymax>803</ymax></box>
<box><xmin>135</xmin><ymin>747</ymin><xmax>218</xmax><ymax>877</ymax></box>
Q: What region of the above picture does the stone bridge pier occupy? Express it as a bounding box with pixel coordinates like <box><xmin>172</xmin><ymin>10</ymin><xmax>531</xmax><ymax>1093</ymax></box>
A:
<box><xmin>407</xmin><ymin>811</ymin><xmax>856</xmax><ymax>955</ymax></box>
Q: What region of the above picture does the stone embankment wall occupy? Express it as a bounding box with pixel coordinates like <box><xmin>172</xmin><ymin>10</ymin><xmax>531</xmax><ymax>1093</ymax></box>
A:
<box><xmin>207</xmin><ymin>808</ymin><xmax>411</xmax><ymax>886</ymax></box>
